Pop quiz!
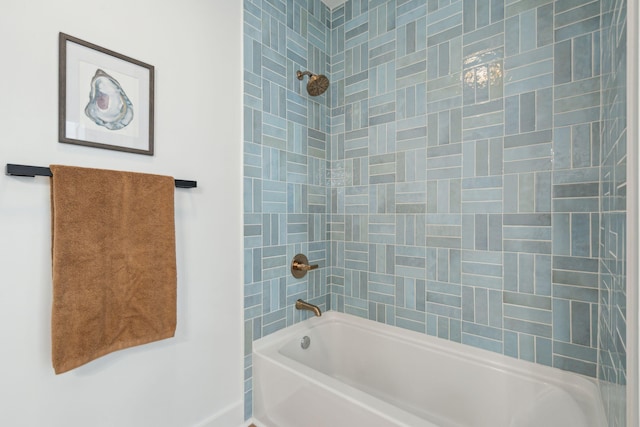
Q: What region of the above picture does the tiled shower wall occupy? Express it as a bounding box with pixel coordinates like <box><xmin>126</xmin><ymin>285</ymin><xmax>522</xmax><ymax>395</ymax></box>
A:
<box><xmin>243</xmin><ymin>0</ymin><xmax>331</xmax><ymax>417</ymax></box>
<box><xmin>243</xmin><ymin>0</ymin><xmax>627</xmax><ymax>422</ymax></box>
<box><xmin>599</xmin><ymin>0</ymin><xmax>627</xmax><ymax>425</ymax></box>
<box><xmin>328</xmin><ymin>0</ymin><xmax>604</xmax><ymax>376</ymax></box>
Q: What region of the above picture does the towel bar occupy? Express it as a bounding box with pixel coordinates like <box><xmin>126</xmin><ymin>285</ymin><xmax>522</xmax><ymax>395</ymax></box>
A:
<box><xmin>5</xmin><ymin>163</ymin><xmax>197</xmax><ymax>188</ymax></box>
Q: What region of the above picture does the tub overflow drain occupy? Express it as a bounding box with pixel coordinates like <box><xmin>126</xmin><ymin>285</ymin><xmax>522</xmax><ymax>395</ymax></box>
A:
<box><xmin>300</xmin><ymin>336</ymin><xmax>311</xmax><ymax>349</ymax></box>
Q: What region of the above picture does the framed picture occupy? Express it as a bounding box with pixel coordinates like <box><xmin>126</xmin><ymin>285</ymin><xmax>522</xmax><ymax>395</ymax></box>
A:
<box><xmin>59</xmin><ymin>33</ymin><xmax>154</xmax><ymax>155</ymax></box>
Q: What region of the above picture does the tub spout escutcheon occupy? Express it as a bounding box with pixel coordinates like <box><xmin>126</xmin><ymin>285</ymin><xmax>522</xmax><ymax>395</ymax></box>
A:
<box><xmin>296</xmin><ymin>299</ymin><xmax>322</xmax><ymax>317</ymax></box>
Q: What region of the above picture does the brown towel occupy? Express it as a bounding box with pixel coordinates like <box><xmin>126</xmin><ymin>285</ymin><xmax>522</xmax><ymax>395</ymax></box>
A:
<box><xmin>50</xmin><ymin>165</ymin><xmax>177</xmax><ymax>374</ymax></box>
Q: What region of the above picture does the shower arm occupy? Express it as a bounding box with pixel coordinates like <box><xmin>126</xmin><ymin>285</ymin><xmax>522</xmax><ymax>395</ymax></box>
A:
<box><xmin>296</xmin><ymin>70</ymin><xmax>313</xmax><ymax>80</ymax></box>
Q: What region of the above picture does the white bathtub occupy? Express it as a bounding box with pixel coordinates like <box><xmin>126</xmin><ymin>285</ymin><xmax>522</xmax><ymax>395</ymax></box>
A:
<box><xmin>252</xmin><ymin>312</ymin><xmax>607</xmax><ymax>427</ymax></box>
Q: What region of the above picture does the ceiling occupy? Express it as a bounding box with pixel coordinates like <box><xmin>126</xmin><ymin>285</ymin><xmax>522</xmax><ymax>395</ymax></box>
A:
<box><xmin>321</xmin><ymin>0</ymin><xmax>346</xmax><ymax>10</ymax></box>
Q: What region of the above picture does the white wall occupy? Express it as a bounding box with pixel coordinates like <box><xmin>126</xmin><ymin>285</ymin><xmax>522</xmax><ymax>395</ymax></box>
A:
<box><xmin>0</xmin><ymin>1</ymin><xmax>244</xmax><ymax>426</ymax></box>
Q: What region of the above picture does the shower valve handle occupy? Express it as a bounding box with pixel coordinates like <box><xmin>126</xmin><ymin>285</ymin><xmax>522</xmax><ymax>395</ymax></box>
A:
<box><xmin>291</xmin><ymin>254</ymin><xmax>318</xmax><ymax>278</ymax></box>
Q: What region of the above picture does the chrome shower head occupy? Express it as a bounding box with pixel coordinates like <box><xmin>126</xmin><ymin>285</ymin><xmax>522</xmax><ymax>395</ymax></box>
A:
<box><xmin>296</xmin><ymin>70</ymin><xmax>329</xmax><ymax>96</ymax></box>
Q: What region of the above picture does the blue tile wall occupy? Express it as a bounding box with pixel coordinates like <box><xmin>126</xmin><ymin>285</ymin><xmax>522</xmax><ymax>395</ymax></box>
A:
<box><xmin>243</xmin><ymin>0</ymin><xmax>331</xmax><ymax>419</ymax></box>
<box><xmin>550</xmin><ymin>0</ymin><xmax>602</xmax><ymax>379</ymax></box>
<box><xmin>329</xmin><ymin>0</ymin><xmax>594</xmax><ymax>378</ymax></box>
<box><xmin>243</xmin><ymin>0</ymin><xmax>627</xmax><ymax>422</ymax></box>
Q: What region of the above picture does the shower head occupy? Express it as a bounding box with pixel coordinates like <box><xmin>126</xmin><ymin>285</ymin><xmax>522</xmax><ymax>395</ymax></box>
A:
<box><xmin>296</xmin><ymin>70</ymin><xmax>329</xmax><ymax>96</ymax></box>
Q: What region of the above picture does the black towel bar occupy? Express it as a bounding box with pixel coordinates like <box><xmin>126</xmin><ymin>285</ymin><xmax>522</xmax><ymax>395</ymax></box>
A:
<box><xmin>5</xmin><ymin>164</ymin><xmax>197</xmax><ymax>188</ymax></box>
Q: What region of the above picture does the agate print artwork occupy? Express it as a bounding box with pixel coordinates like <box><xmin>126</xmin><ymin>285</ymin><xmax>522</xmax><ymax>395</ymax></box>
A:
<box><xmin>84</xmin><ymin>69</ymin><xmax>134</xmax><ymax>130</ymax></box>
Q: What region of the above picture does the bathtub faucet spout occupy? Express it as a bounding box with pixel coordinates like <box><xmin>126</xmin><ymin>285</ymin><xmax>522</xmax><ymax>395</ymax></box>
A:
<box><xmin>296</xmin><ymin>299</ymin><xmax>322</xmax><ymax>317</ymax></box>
